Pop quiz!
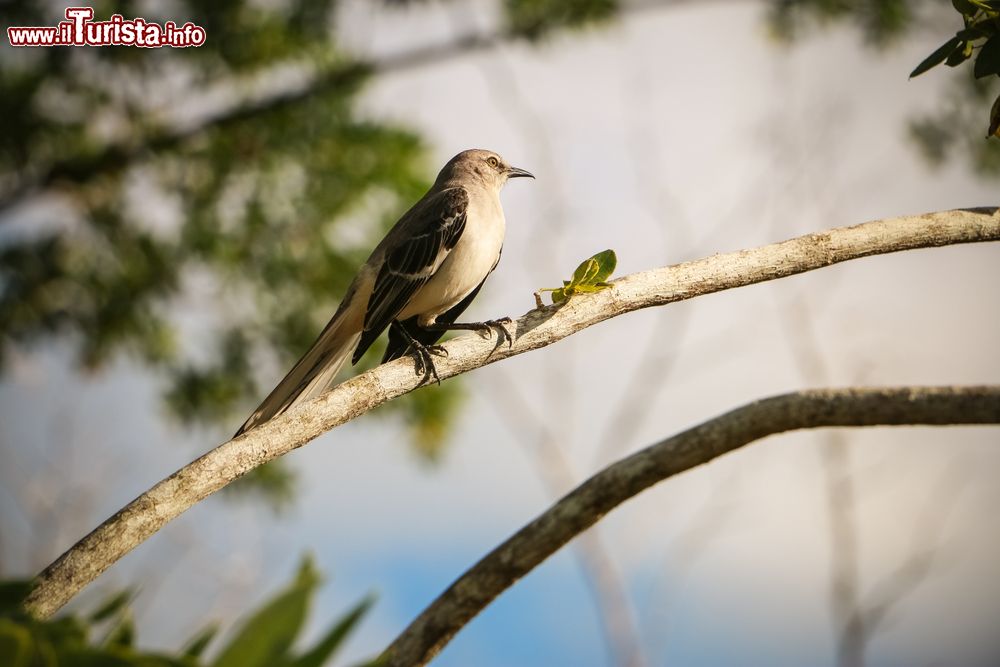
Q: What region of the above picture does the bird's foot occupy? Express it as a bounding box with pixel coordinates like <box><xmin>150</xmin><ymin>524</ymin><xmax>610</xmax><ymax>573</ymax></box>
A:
<box><xmin>408</xmin><ymin>340</ymin><xmax>448</xmax><ymax>386</ymax></box>
<box><xmin>469</xmin><ymin>317</ymin><xmax>514</xmax><ymax>352</ymax></box>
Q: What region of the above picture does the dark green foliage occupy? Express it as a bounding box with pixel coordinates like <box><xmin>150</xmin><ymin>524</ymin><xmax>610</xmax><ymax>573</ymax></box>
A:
<box><xmin>222</xmin><ymin>457</ymin><xmax>299</xmax><ymax>509</ymax></box>
<box><xmin>908</xmin><ymin>4</ymin><xmax>1000</xmax><ymax>81</ymax></box>
<box><xmin>396</xmin><ymin>378</ymin><xmax>467</xmax><ymax>461</ymax></box>
<box><xmin>504</xmin><ymin>0</ymin><xmax>618</xmax><ymax>40</ymax></box>
<box><xmin>910</xmin><ymin>36</ymin><xmax>964</xmax><ymax>78</ymax></box>
<box><xmin>909</xmin><ymin>75</ymin><xmax>1000</xmax><ymax>170</ymax></box>
<box><xmin>180</xmin><ymin>625</ymin><xmax>218</xmax><ymax>660</ymax></box>
<box><xmin>974</xmin><ymin>34</ymin><xmax>1000</xmax><ymax>78</ymax></box>
<box><xmin>990</xmin><ymin>92</ymin><xmax>1000</xmax><ymax>135</ymax></box>
<box><xmin>766</xmin><ymin>0</ymin><xmax>1000</xmax><ymax>164</ymax></box>
<box><xmin>210</xmin><ymin>558</ymin><xmax>321</xmax><ymax>667</ymax></box>
<box><xmin>0</xmin><ymin>0</ymin><xmax>467</xmax><ymax>506</ymax></box>
<box><xmin>87</xmin><ymin>590</ymin><xmax>133</xmax><ymax>624</ymax></box>
<box><xmin>0</xmin><ymin>557</ymin><xmax>372</xmax><ymax>667</ymax></box>
<box><xmin>768</xmin><ymin>0</ymin><xmax>914</xmax><ymax>46</ymax></box>
<box><xmin>892</xmin><ymin>1</ymin><xmax>1000</xmax><ymax>139</ymax></box>
<box><xmin>906</xmin><ymin>0</ymin><xmax>1000</xmax><ymax>140</ymax></box>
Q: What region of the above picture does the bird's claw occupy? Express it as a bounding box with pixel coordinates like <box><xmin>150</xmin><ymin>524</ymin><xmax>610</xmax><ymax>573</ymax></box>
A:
<box><xmin>488</xmin><ymin>317</ymin><xmax>514</xmax><ymax>351</ymax></box>
<box><xmin>473</xmin><ymin>317</ymin><xmax>514</xmax><ymax>352</ymax></box>
<box><xmin>408</xmin><ymin>341</ymin><xmax>444</xmax><ymax>386</ymax></box>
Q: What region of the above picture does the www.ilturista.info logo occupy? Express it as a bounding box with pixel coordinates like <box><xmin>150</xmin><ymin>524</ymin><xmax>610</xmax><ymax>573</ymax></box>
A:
<box><xmin>7</xmin><ymin>7</ymin><xmax>206</xmax><ymax>48</ymax></box>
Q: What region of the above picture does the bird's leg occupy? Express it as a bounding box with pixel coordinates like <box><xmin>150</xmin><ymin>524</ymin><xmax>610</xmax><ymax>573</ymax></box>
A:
<box><xmin>391</xmin><ymin>321</ymin><xmax>448</xmax><ymax>385</ymax></box>
<box><xmin>424</xmin><ymin>317</ymin><xmax>514</xmax><ymax>353</ymax></box>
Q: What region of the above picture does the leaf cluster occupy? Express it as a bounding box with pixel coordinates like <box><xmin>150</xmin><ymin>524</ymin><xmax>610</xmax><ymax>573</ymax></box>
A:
<box><xmin>764</xmin><ymin>0</ymin><xmax>1000</xmax><ymax>174</ymax></box>
<box><xmin>910</xmin><ymin>1</ymin><xmax>1000</xmax><ymax>136</ymax></box>
<box><xmin>504</xmin><ymin>0</ymin><xmax>618</xmax><ymax>40</ymax></box>
<box><xmin>535</xmin><ymin>249</ymin><xmax>617</xmax><ymax>306</ymax></box>
<box><xmin>910</xmin><ymin>1</ymin><xmax>1000</xmax><ymax>78</ymax></box>
<box><xmin>0</xmin><ymin>557</ymin><xmax>371</xmax><ymax>667</ymax></box>
<box><xmin>768</xmin><ymin>0</ymin><xmax>915</xmax><ymax>47</ymax></box>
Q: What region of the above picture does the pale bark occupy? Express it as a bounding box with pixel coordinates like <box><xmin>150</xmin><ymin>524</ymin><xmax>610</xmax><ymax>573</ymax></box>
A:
<box><xmin>23</xmin><ymin>206</ymin><xmax>1000</xmax><ymax>618</ymax></box>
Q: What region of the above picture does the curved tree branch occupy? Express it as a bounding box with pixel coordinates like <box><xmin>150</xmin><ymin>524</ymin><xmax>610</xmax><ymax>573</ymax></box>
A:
<box><xmin>22</xmin><ymin>206</ymin><xmax>1000</xmax><ymax>618</ymax></box>
<box><xmin>379</xmin><ymin>386</ymin><xmax>1000</xmax><ymax>667</ymax></box>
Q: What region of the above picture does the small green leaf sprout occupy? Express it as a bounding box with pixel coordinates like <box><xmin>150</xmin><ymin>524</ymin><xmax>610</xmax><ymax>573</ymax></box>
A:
<box><xmin>534</xmin><ymin>249</ymin><xmax>618</xmax><ymax>307</ymax></box>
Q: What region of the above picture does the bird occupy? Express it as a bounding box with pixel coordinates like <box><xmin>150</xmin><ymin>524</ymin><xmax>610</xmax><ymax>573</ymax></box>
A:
<box><xmin>234</xmin><ymin>148</ymin><xmax>534</xmax><ymax>436</ymax></box>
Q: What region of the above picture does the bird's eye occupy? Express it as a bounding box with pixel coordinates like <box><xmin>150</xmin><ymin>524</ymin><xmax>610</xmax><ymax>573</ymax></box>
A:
<box><xmin>487</xmin><ymin>156</ymin><xmax>500</xmax><ymax>168</ymax></box>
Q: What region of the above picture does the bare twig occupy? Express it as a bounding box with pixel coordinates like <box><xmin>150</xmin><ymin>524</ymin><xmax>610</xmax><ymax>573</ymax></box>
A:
<box><xmin>378</xmin><ymin>386</ymin><xmax>1000</xmax><ymax>667</ymax></box>
<box><xmin>22</xmin><ymin>207</ymin><xmax>1000</xmax><ymax>618</ymax></box>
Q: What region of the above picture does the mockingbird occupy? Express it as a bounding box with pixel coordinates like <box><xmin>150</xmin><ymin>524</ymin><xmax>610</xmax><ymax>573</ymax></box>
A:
<box><xmin>235</xmin><ymin>148</ymin><xmax>533</xmax><ymax>436</ymax></box>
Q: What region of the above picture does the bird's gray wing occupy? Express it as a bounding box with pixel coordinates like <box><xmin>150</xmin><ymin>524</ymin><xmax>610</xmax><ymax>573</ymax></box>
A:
<box><xmin>382</xmin><ymin>249</ymin><xmax>500</xmax><ymax>363</ymax></box>
<box><xmin>352</xmin><ymin>187</ymin><xmax>468</xmax><ymax>363</ymax></box>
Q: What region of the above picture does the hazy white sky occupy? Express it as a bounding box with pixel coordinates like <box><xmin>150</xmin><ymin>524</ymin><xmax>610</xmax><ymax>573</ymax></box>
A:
<box><xmin>2</xmin><ymin>2</ymin><xmax>998</xmax><ymax>666</ymax></box>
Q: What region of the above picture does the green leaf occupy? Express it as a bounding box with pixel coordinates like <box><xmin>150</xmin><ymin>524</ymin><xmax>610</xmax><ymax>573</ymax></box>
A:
<box><xmin>0</xmin><ymin>580</ymin><xmax>34</xmax><ymax>613</ymax></box>
<box><xmin>36</xmin><ymin>615</ymin><xmax>88</xmax><ymax>649</ymax></box>
<box><xmin>952</xmin><ymin>0</ymin><xmax>980</xmax><ymax>16</ymax></box>
<box><xmin>90</xmin><ymin>590</ymin><xmax>134</xmax><ymax>623</ymax></box>
<box><xmin>288</xmin><ymin>595</ymin><xmax>374</xmax><ymax>667</ymax></box>
<box><xmin>211</xmin><ymin>556</ymin><xmax>320</xmax><ymax>667</ymax></box>
<box><xmin>181</xmin><ymin>624</ymin><xmax>219</xmax><ymax>659</ymax></box>
<box><xmin>535</xmin><ymin>249</ymin><xmax>618</xmax><ymax>304</ymax></box>
<box><xmin>965</xmin><ymin>0</ymin><xmax>1000</xmax><ymax>11</ymax></box>
<box><xmin>105</xmin><ymin>615</ymin><xmax>136</xmax><ymax>649</ymax></box>
<box><xmin>506</xmin><ymin>0</ymin><xmax>619</xmax><ymax>41</ymax></box>
<box><xmin>947</xmin><ymin>40</ymin><xmax>974</xmax><ymax>66</ymax></box>
<box><xmin>570</xmin><ymin>258</ymin><xmax>601</xmax><ymax>286</ymax></box>
<box><xmin>571</xmin><ymin>284</ymin><xmax>606</xmax><ymax>293</ymax></box>
<box><xmin>0</xmin><ymin>619</ymin><xmax>33</xmax><ymax>667</ymax></box>
<box><xmin>975</xmin><ymin>35</ymin><xmax>1000</xmax><ymax>77</ymax></box>
<box><xmin>957</xmin><ymin>22</ymin><xmax>996</xmax><ymax>41</ymax></box>
<box><xmin>0</xmin><ymin>558</ymin><xmax>368</xmax><ymax>667</ymax></box>
<box><xmin>54</xmin><ymin>647</ymin><xmax>137</xmax><ymax>667</ymax></box>
<box><xmin>588</xmin><ymin>249</ymin><xmax>617</xmax><ymax>283</ymax></box>
<box><xmin>989</xmin><ymin>93</ymin><xmax>1000</xmax><ymax>137</ymax></box>
<box><xmin>568</xmin><ymin>250</ymin><xmax>617</xmax><ymax>286</ymax></box>
<box><xmin>910</xmin><ymin>36</ymin><xmax>963</xmax><ymax>77</ymax></box>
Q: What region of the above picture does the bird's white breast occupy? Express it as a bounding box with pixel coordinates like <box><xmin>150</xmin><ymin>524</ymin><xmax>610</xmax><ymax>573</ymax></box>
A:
<box><xmin>403</xmin><ymin>189</ymin><xmax>505</xmax><ymax>324</ymax></box>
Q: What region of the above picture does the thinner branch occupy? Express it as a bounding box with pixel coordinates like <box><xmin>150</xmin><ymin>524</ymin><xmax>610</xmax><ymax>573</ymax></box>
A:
<box><xmin>378</xmin><ymin>386</ymin><xmax>1000</xmax><ymax>667</ymax></box>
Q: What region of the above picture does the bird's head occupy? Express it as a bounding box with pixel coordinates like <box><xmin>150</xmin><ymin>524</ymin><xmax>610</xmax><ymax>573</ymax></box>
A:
<box><xmin>436</xmin><ymin>149</ymin><xmax>534</xmax><ymax>191</ymax></box>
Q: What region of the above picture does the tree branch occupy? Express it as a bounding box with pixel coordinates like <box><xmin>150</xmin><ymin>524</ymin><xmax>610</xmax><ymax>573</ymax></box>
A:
<box><xmin>379</xmin><ymin>386</ymin><xmax>1000</xmax><ymax>667</ymax></box>
<box><xmin>22</xmin><ymin>206</ymin><xmax>1000</xmax><ymax>618</ymax></box>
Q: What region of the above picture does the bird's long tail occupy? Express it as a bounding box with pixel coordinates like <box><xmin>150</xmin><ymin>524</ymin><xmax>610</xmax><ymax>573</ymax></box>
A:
<box><xmin>234</xmin><ymin>307</ymin><xmax>361</xmax><ymax>438</ymax></box>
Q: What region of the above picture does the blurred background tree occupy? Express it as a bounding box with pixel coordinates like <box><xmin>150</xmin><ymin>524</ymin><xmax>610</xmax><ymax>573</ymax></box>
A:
<box><xmin>0</xmin><ymin>556</ymin><xmax>373</xmax><ymax>667</ymax></box>
<box><xmin>768</xmin><ymin>0</ymin><xmax>1000</xmax><ymax>173</ymax></box>
<box><xmin>0</xmin><ymin>0</ymin><xmax>632</xmax><ymax>505</ymax></box>
<box><xmin>2</xmin><ymin>0</ymin><xmax>444</xmax><ymax>504</ymax></box>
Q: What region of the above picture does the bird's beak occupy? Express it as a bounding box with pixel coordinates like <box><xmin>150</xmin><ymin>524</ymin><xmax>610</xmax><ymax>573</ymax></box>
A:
<box><xmin>506</xmin><ymin>166</ymin><xmax>535</xmax><ymax>179</ymax></box>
